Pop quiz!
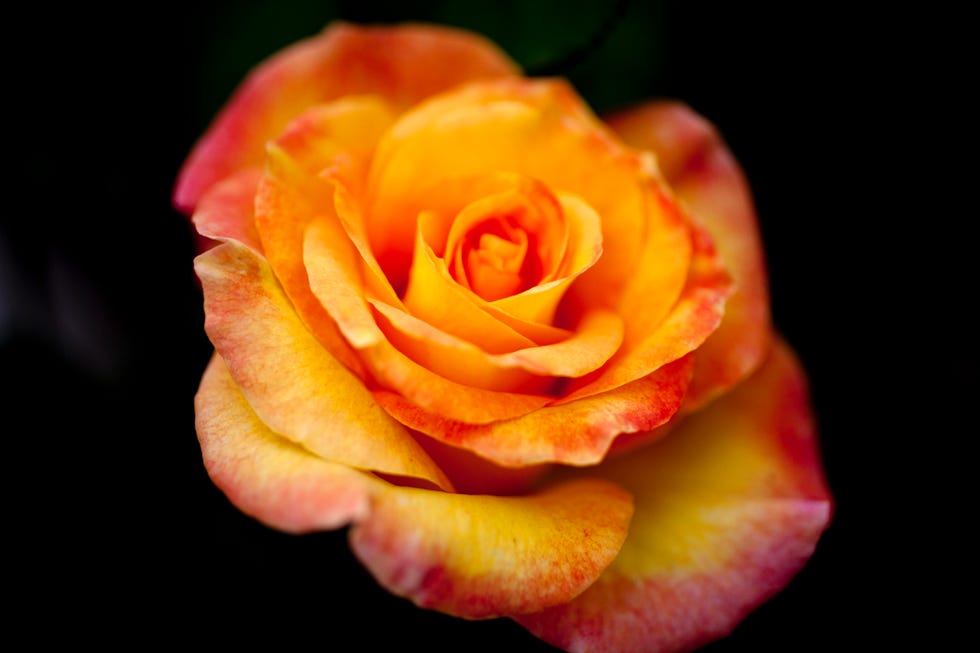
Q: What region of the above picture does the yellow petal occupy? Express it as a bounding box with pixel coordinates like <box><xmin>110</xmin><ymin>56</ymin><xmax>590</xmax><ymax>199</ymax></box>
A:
<box><xmin>517</xmin><ymin>339</ymin><xmax>832</xmax><ymax>652</ymax></box>
<box><xmin>196</xmin><ymin>352</ymin><xmax>380</xmax><ymax>533</ymax></box>
<box><xmin>195</xmin><ymin>240</ymin><xmax>452</xmax><ymax>491</ymax></box>
<box><xmin>350</xmin><ymin>478</ymin><xmax>634</xmax><ymax>618</ymax></box>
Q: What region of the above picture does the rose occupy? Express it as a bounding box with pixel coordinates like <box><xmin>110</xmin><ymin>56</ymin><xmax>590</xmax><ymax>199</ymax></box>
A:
<box><xmin>174</xmin><ymin>21</ymin><xmax>832</xmax><ymax>653</ymax></box>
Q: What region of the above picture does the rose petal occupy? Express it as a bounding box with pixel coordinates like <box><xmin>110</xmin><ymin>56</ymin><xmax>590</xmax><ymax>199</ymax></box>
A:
<box><xmin>191</xmin><ymin>143</ymin><xmax>365</xmax><ymax>375</ymax></box>
<box><xmin>488</xmin><ymin>191</ymin><xmax>604</xmax><ymax>325</ymax></box>
<box><xmin>174</xmin><ymin>21</ymin><xmax>520</xmax><ymax>213</ymax></box>
<box><xmin>516</xmin><ymin>339</ymin><xmax>832</xmax><ymax>652</ymax></box>
<box><xmin>403</xmin><ymin>224</ymin><xmax>538</xmax><ymax>353</ymax></box>
<box><xmin>370</xmin><ymin>299</ymin><xmax>623</xmax><ymax>391</ymax></box>
<box><xmin>303</xmin><ymin>217</ymin><xmax>555</xmax><ymax>423</ymax></box>
<box><xmin>191</xmin><ymin>167</ymin><xmax>264</xmax><ymax>251</ymax></box>
<box><xmin>561</xmin><ymin>211</ymin><xmax>732</xmax><ymax>404</ymax></box>
<box><xmin>256</xmin><ymin>96</ymin><xmax>395</xmax><ymax>312</ymax></box>
<box><xmin>606</xmin><ymin>101</ymin><xmax>772</xmax><ymax>409</ymax></box>
<box><xmin>196</xmin><ymin>352</ymin><xmax>378</xmax><ymax>533</ymax></box>
<box><xmin>195</xmin><ymin>240</ymin><xmax>452</xmax><ymax>491</ymax></box>
<box><xmin>365</xmin><ymin>79</ymin><xmax>651</xmax><ymax>310</ymax></box>
<box><xmin>349</xmin><ymin>478</ymin><xmax>634</xmax><ymax>619</ymax></box>
<box><xmin>375</xmin><ymin>355</ymin><xmax>692</xmax><ymax>467</ymax></box>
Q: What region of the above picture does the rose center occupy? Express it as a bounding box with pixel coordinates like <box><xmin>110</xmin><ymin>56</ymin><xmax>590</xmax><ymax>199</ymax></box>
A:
<box><xmin>453</xmin><ymin>211</ymin><xmax>543</xmax><ymax>301</ymax></box>
<box><xmin>438</xmin><ymin>182</ymin><xmax>564</xmax><ymax>302</ymax></box>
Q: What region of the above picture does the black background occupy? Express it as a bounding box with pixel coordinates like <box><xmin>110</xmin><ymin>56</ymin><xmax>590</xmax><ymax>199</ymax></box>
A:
<box><xmin>4</xmin><ymin>0</ymin><xmax>962</xmax><ymax>649</ymax></box>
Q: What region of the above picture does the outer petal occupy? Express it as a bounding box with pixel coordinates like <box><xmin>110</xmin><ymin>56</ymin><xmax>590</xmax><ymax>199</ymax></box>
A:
<box><xmin>196</xmin><ymin>352</ymin><xmax>378</xmax><ymax>533</ymax></box>
<box><xmin>350</xmin><ymin>478</ymin><xmax>634</xmax><ymax>619</ymax></box>
<box><xmin>195</xmin><ymin>239</ymin><xmax>452</xmax><ymax>491</ymax></box>
<box><xmin>174</xmin><ymin>21</ymin><xmax>520</xmax><ymax>213</ymax></box>
<box><xmin>191</xmin><ymin>167</ymin><xmax>263</xmax><ymax>252</ymax></box>
<box><xmin>197</xmin><ymin>352</ymin><xmax>633</xmax><ymax>620</ymax></box>
<box><xmin>606</xmin><ymin>101</ymin><xmax>772</xmax><ymax>409</ymax></box>
<box><xmin>516</xmin><ymin>339</ymin><xmax>832</xmax><ymax>653</ymax></box>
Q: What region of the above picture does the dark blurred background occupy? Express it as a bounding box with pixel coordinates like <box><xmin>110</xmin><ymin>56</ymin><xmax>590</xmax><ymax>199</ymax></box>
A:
<box><xmin>4</xmin><ymin>0</ymin><xmax>958</xmax><ymax>649</ymax></box>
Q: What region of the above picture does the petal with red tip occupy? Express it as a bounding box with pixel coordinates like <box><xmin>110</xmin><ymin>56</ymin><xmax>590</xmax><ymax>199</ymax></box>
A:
<box><xmin>195</xmin><ymin>240</ymin><xmax>452</xmax><ymax>491</ymax></box>
<box><xmin>191</xmin><ymin>167</ymin><xmax>263</xmax><ymax>252</ymax></box>
<box><xmin>174</xmin><ymin>22</ymin><xmax>520</xmax><ymax>213</ymax></box>
<box><xmin>516</xmin><ymin>339</ymin><xmax>832</xmax><ymax>653</ymax></box>
<box><xmin>350</xmin><ymin>478</ymin><xmax>634</xmax><ymax>619</ymax></box>
<box><xmin>606</xmin><ymin>101</ymin><xmax>772</xmax><ymax>409</ymax></box>
<box><xmin>375</xmin><ymin>355</ymin><xmax>692</xmax><ymax>467</ymax></box>
<box><xmin>561</xmin><ymin>210</ymin><xmax>731</xmax><ymax>405</ymax></box>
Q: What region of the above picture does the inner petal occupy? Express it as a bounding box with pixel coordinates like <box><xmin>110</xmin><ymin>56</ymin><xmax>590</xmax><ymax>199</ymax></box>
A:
<box><xmin>461</xmin><ymin>224</ymin><xmax>530</xmax><ymax>300</ymax></box>
<box><xmin>443</xmin><ymin>187</ymin><xmax>558</xmax><ymax>301</ymax></box>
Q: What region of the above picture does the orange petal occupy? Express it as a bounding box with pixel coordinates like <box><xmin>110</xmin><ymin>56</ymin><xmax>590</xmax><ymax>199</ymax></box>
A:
<box><xmin>195</xmin><ymin>240</ymin><xmax>452</xmax><ymax>491</ymax></box>
<box><xmin>365</xmin><ymin>79</ymin><xmax>651</xmax><ymax>311</ymax></box>
<box><xmin>516</xmin><ymin>339</ymin><xmax>832</xmax><ymax>652</ymax></box>
<box><xmin>561</xmin><ymin>211</ymin><xmax>732</xmax><ymax>403</ymax></box>
<box><xmin>375</xmin><ymin>355</ymin><xmax>692</xmax><ymax>467</ymax></box>
<box><xmin>371</xmin><ymin>299</ymin><xmax>623</xmax><ymax>392</ymax></box>
<box><xmin>303</xmin><ymin>217</ymin><xmax>555</xmax><ymax>423</ymax></box>
<box><xmin>174</xmin><ymin>21</ymin><xmax>520</xmax><ymax>213</ymax></box>
<box><xmin>256</xmin><ymin>96</ymin><xmax>394</xmax><ymax>311</ymax></box>
<box><xmin>488</xmin><ymin>191</ymin><xmax>603</xmax><ymax>325</ymax></box>
<box><xmin>349</xmin><ymin>478</ymin><xmax>633</xmax><ymax>618</ymax></box>
<box><xmin>196</xmin><ymin>352</ymin><xmax>379</xmax><ymax>533</ymax></box>
<box><xmin>606</xmin><ymin>101</ymin><xmax>772</xmax><ymax>409</ymax></box>
<box><xmin>402</xmin><ymin>222</ymin><xmax>548</xmax><ymax>353</ymax></box>
<box><xmin>251</xmin><ymin>97</ymin><xmax>397</xmax><ymax>374</ymax></box>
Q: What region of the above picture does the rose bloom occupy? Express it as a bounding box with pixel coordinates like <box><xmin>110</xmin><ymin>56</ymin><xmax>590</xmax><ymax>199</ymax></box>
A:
<box><xmin>174</xmin><ymin>22</ymin><xmax>832</xmax><ymax>653</ymax></box>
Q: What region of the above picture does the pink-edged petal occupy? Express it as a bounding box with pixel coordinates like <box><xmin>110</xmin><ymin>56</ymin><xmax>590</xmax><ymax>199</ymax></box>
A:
<box><xmin>191</xmin><ymin>167</ymin><xmax>264</xmax><ymax>252</ymax></box>
<box><xmin>375</xmin><ymin>355</ymin><xmax>692</xmax><ymax>467</ymax></box>
<box><xmin>350</xmin><ymin>478</ymin><xmax>634</xmax><ymax>619</ymax></box>
<box><xmin>606</xmin><ymin>101</ymin><xmax>772</xmax><ymax>410</ymax></box>
<box><xmin>174</xmin><ymin>21</ymin><xmax>520</xmax><ymax>213</ymax></box>
<box><xmin>195</xmin><ymin>239</ymin><xmax>452</xmax><ymax>491</ymax></box>
<box><xmin>196</xmin><ymin>352</ymin><xmax>379</xmax><ymax>533</ymax></box>
<box><xmin>516</xmin><ymin>339</ymin><xmax>832</xmax><ymax>653</ymax></box>
<box><xmin>562</xmin><ymin>214</ymin><xmax>732</xmax><ymax>402</ymax></box>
